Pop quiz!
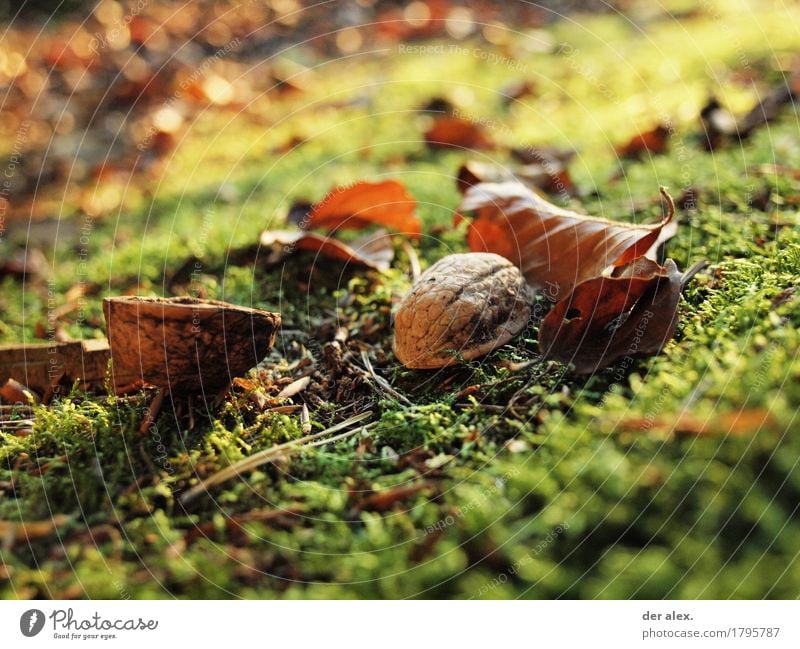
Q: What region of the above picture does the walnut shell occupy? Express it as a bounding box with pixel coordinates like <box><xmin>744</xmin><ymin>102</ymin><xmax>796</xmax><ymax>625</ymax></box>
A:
<box><xmin>393</xmin><ymin>253</ymin><xmax>533</xmax><ymax>369</ymax></box>
<box><xmin>103</xmin><ymin>296</ymin><xmax>280</xmax><ymax>394</ymax></box>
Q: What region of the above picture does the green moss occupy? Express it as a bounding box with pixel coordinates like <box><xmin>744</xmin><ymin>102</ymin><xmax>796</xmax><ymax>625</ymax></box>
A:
<box><xmin>2</xmin><ymin>0</ymin><xmax>800</xmax><ymax>598</ymax></box>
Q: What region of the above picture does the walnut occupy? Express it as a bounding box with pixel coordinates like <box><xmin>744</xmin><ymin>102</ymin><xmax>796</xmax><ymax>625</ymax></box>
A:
<box><xmin>392</xmin><ymin>253</ymin><xmax>534</xmax><ymax>369</ymax></box>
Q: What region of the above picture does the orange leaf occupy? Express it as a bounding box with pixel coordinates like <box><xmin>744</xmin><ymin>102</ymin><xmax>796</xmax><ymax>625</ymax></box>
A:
<box><xmin>616</xmin><ymin>124</ymin><xmax>671</xmax><ymax>158</ymax></box>
<box><xmin>459</xmin><ymin>182</ymin><xmax>676</xmax><ymax>299</ymax></box>
<box><xmin>424</xmin><ymin>116</ymin><xmax>494</xmax><ymax>150</ymax></box>
<box><xmin>305</xmin><ymin>180</ymin><xmax>420</xmax><ymax>238</ymax></box>
<box><xmin>466</xmin><ymin>217</ymin><xmax>516</xmax><ymax>261</ymax></box>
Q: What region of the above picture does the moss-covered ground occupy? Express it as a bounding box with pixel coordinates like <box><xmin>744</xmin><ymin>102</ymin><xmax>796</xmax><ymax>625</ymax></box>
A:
<box><xmin>2</xmin><ymin>1</ymin><xmax>800</xmax><ymax>598</ymax></box>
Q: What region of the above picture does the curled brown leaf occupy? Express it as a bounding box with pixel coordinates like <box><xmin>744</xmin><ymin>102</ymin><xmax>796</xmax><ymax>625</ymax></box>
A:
<box><xmin>260</xmin><ymin>229</ymin><xmax>394</xmax><ymax>271</ymax></box>
<box><xmin>456</xmin><ymin>159</ymin><xmax>573</xmax><ymax>196</ymax></box>
<box><xmin>538</xmin><ymin>257</ymin><xmax>682</xmax><ymax>374</ymax></box>
<box><xmin>459</xmin><ymin>182</ymin><xmax>676</xmax><ymax>299</ymax></box>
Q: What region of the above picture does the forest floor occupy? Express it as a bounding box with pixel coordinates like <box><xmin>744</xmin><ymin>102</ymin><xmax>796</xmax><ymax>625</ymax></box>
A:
<box><xmin>1</xmin><ymin>0</ymin><xmax>800</xmax><ymax>598</ymax></box>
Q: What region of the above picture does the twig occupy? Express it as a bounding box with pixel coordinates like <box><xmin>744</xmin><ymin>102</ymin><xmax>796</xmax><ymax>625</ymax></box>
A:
<box><xmin>0</xmin><ymin>418</ymin><xmax>34</xmax><ymax>427</ymax></box>
<box><xmin>139</xmin><ymin>390</ymin><xmax>164</xmax><ymax>435</ymax></box>
<box><xmin>681</xmin><ymin>259</ymin><xmax>709</xmax><ymax>291</ymax></box>
<box><xmin>401</xmin><ymin>239</ymin><xmax>421</xmax><ymax>281</ymax></box>
<box><xmin>179</xmin><ymin>410</ymin><xmax>374</xmax><ymax>505</ymax></box>
<box><xmin>1</xmin><ymin>514</ymin><xmax>71</xmax><ymax>550</ymax></box>
<box><xmin>453</xmin><ymin>402</ymin><xmax>508</xmax><ymax>413</ymax></box>
<box><xmin>359</xmin><ymin>350</ymin><xmax>413</xmax><ymax>405</ymax></box>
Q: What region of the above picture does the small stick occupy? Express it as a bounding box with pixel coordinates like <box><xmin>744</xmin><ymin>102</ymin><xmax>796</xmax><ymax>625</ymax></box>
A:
<box><xmin>188</xmin><ymin>395</ymin><xmax>196</xmax><ymax>432</ymax></box>
<box><xmin>681</xmin><ymin>259</ymin><xmax>709</xmax><ymax>291</ymax></box>
<box><xmin>359</xmin><ymin>350</ymin><xmax>412</xmax><ymax>405</ymax></box>
<box><xmin>139</xmin><ymin>390</ymin><xmax>164</xmax><ymax>435</ymax></box>
<box><xmin>401</xmin><ymin>239</ymin><xmax>421</xmax><ymax>281</ymax></box>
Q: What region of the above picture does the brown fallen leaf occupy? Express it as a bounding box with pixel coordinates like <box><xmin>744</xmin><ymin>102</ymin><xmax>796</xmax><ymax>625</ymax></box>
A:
<box><xmin>457</xmin><ymin>160</ymin><xmax>516</xmax><ymax>192</ymax></box>
<box><xmin>750</xmin><ymin>164</ymin><xmax>800</xmax><ymax>181</ymax></box>
<box><xmin>699</xmin><ymin>84</ymin><xmax>795</xmax><ymax>149</ymax></box>
<box><xmin>0</xmin><ymin>514</ymin><xmax>71</xmax><ymax>547</ymax></box>
<box><xmin>420</xmin><ymin>96</ymin><xmax>456</xmax><ymax>115</ymax></box>
<box><xmin>424</xmin><ymin>115</ymin><xmax>494</xmax><ymax>150</ymax></box>
<box><xmin>700</xmin><ymin>97</ymin><xmax>739</xmax><ymax>150</ymax></box>
<box><xmin>457</xmin><ymin>159</ymin><xmax>573</xmax><ymax>196</ymax></box>
<box><xmin>510</xmin><ymin>145</ymin><xmax>576</xmax><ymax>167</ymax></box>
<box><xmin>259</xmin><ymin>228</ymin><xmax>394</xmax><ymax>271</ymax></box>
<box><xmin>538</xmin><ymin>257</ymin><xmax>683</xmax><ymax>374</ymax></box>
<box><xmin>459</xmin><ymin>182</ymin><xmax>676</xmax><ymax>299</ymax></box>
<box><xmin>304</xmin><ymin>180</ymin><xmax>420</xmax><ymax>238</ymax></box>
<box><xmin>616</xmin><ymin>124</ymin><xmax>671</xmax><ymax>158</ymax></box>
<box><xmin>0</xmin><ymin>249</ymin><xmax>47</xmax><ymax>279</ymax></box>
<box><xmin>619</xmin><ymin>407</ymin><xmax>778</xmax><ymax>438</ymax></box>
<box><xmin>500</xmin><ymin>79</ymin><xmax>537</xmax><ymax>105</ymax></box>
<box><xmin>103</xmin><ymin>297</ymin><xmax>280</xmax><ymax>395</ymax></box>
<box><xmin>355</xmin><ymin>482</ymin><xmax>432</xmax><ymax>512</ymax></box>
<box><xmin>771</xmin><ymin>286</ymin><xmax>796</xmax><ymax>308</ymax></box>
<box><xmin>738</xmin><ymin>83</ymin><xmax>794</xmax><ymax>137</ymax></box>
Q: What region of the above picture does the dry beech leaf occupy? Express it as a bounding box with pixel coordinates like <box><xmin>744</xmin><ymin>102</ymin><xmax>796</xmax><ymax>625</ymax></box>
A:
<box><xmin>738</xmin><ymin>83</ymin><xmax>794</xmax><ymax>137</ymax></box>
<box><xmin>510</xmin><ymin>145</ymin><xmax>576</xmax><ymax>166</ymax></box>
<box><xmin>457</xmin><ymin>160</ymin><xmax>573</xmax><ymax>196</ymax></box>
<box><xmin>304</xmin><ymin>180</ymin><xmax>420</xmax><ymax>238</ymax></box>
<box><xmin>500</xmin><ymin>79</ymin><xmax>537</xmax><ymax>105</ymax></box>
<box><xmin>0</xmin><ymin>514</ymin><xmax>71</xmax><ymax>545</ymax></box>
<box><xmin>538</xmin><ymin>257</ymin><xmax>682</xmax><ymax>374</ymax></box>
<box><xmin>393</xmin><ymin>253</ymin><xmax>534</xmax><ymax>369</ymax></box>
<box><xmin>616</xmin><ymin>124</ymin><xmax>671</xmax><ymax>158</ymax></box>
<box><xmin>355</xmin><ymin>482</ymin><xmax>432</xmax><ymax>512</ymax></box>
<box><xmin>619</xmin><ymin>407</ymin><xmax>778</xmax><ymax>438</ymax></box>
<box><xmin>420</xmin><ymin>96</ymin><xmax>456</xmax><ymax>115</ymax></box>
<box><xmin>0</xmin><ymin>249</ymin><xmax>47</xmax><ymax>280</ymax></box>
<box><xmin>459</xmin><ymin>182</ymin><xmax>676</xmax><ymax>299</ymax></box>
<box><xmin>700</xmin><ymin>82</ymin><xmax>797</xmax><ymax>150</ymax></box>
<box><xmin>700</xmin><ymin>97</ymin><xmax>739</xmax><ymax>150</ymax></box>
<box><xmin>260</xmin><ymin>228</ymin><xmax>394</xmax><ymax>271</ymax></box>
<box><xmin>103</xmin><ymin>297</ymin><xmax>280</xmax><ymax>395</ymax></box>
<box><xmin>701</xmin><ymin>84</ymin><xmax>795</xmax><ymax>150</ymax></box>
<box><xmin>424</xmin><ymin>116</ymin><xmax>494</xmax><ymax>151</ymax></box>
